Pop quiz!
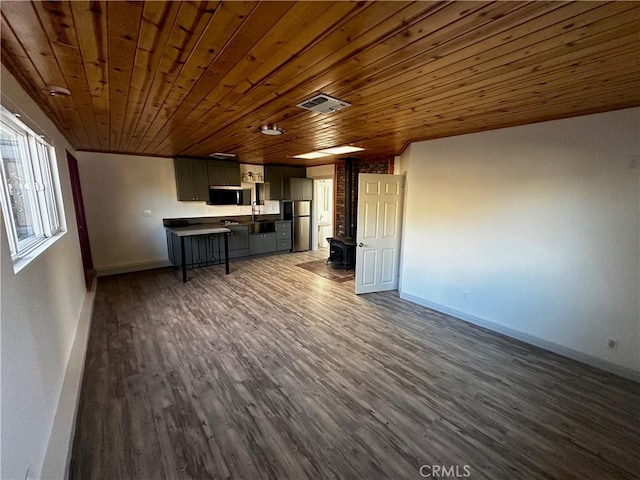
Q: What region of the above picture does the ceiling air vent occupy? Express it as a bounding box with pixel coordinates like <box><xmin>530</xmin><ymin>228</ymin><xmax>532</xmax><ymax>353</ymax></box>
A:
<box><xmin>297</xmin><ymin>94</ymin><xmax>350</xmax><ymax>114</ymax></box>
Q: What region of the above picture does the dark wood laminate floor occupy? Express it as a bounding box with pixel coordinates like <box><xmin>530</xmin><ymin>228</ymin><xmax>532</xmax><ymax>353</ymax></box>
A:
<box><xmin>71</xmin><ymin>251</ymin><xmax>640</xmax><ymax>480</ymax></box>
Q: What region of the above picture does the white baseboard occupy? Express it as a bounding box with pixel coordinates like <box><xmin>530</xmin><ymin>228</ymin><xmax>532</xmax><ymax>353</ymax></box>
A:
<box><xmin>399</xmin><ymin>291</ymin><xmax>640</xmax><ymax>383</ymax></box>
<box><xmin>96</xmin><ymin>259</ymin><xmax>173</xmax><ymax>277</ymax></box>
<box><xmin>41</xmin><ymin>278</ymin><xmax>97</xmax><ymax>479</ymax></box>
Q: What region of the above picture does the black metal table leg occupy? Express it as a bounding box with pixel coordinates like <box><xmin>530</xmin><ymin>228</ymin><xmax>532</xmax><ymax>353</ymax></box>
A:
<box><xmin>224</xmin><ymin>232</ymin><xmax>229</xmax><ymax>274</ymax></box>
<box><xmin>180</xmin><ymin>236</ymin><xmax>187</xmax><ymax>283</ymax></box>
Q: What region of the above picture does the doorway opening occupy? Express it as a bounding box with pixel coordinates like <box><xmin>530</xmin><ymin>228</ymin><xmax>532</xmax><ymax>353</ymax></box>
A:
<box><xmin>313</xmin><ymin>177</ymin><xmax>334</xmax><ymax>250</ymax></box>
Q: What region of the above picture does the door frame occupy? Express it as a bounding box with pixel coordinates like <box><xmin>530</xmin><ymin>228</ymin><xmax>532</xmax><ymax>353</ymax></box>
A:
<box><xmin>67</xmin><ymin>151</ymin><xmax>94</xmax><ymax>290</ymax></box>
<box><xmin>312</xmin><ymin>176</ymin><xmax>334</xmax><ymax>250</ymax></box>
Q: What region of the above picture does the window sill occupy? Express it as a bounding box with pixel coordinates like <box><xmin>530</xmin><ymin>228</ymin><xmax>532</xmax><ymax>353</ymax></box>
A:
<box><xmin>12</xmin><ymin>230</ymin><xmax>66</xmax><ymax>274</ymax></box>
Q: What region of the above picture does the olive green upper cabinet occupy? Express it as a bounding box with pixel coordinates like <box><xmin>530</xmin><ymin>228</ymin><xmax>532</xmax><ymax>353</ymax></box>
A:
<box><xmin>265</xmin><ymin>165</ymin><xmax>306</xmax><ymax>200</ymax></box>
<box><xmin>290</xmin><ymin>178</ymin><xmax>313</xmax><ymax>201</ymax></box>
<box><xmin>282</xmin><ymin>166</ymin><xmax>305</xmax><ymax>199</ymax></box>
<box><xmin>264</xmin><ymin>165</ymin><xmax>284</xmax><ymax>200</ymax></box>
<box><xmin>207</xmin><ymin>160</ymin><xmax>241</xmax><ymax>186</ymax></box>
<box><xmin>174</xmin><ymin>157</ymin><xmax>208</xmax><ymax>201</ymax></box>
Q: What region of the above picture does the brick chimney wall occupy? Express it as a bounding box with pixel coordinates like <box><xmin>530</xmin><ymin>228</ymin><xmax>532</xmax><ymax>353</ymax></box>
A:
<box><xmin>335</xmin><ymin>158</ymin><xmax>393</xmax><ymax>238</ymax></box>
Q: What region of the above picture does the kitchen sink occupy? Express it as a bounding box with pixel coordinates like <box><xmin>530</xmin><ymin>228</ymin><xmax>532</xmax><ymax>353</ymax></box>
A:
<box><xmin>248</xmin><ymin>221</ymin><xmax>275</xmax><ymax>234</ymax></box>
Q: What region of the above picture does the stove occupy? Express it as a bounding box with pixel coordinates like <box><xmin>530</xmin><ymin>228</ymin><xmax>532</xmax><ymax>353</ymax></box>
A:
<box><xmin>326</xmin><ymin>237</ymin><xmax>355</xmax><ymax>270</ymax></box>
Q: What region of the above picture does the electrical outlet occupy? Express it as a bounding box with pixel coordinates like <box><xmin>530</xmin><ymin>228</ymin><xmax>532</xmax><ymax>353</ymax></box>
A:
<box><xmin>143</xmin><ymin>210</ymin><xmax>151</xmax><ymax>217</ymax></box>
<box><xmin>461</xmin><ymin>290</ymin><xmax>469</xmax><ymax>301</ymax></box>
<box><xmin>607</xmin><ymin>339</ymin><xmax>619</xmax><ymax>350</ymax></box>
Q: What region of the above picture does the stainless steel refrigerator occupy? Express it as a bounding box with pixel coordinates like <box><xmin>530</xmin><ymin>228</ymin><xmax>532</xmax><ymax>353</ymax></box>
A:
<box><xmin>292</xmin><ymin>200</ymin><xmax>311</xmax><ymax>252</ymax></box>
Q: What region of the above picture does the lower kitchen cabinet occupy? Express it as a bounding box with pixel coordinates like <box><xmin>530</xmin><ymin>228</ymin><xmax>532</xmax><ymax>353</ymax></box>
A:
<box><xmin>228</xmin><ymin>225</ymin><xmax>249</xmax><ymax>258</ymax></box>
<box><xmin>166</xmin><ymin>222</ymin><xmax>294</xmax><ymax>269</ymax></box>
<box><xmin>275</xmin><ymin>220</ymin><xmax>292</xmax><ymax>252</ymax></box>
<box><xmin>249</xmin><ymin>232</ymin><xmax>277</xmax><ymax>256</ymax></box>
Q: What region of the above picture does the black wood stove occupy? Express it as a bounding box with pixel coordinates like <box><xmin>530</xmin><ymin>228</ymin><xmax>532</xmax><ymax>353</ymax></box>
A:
<box><xmin>326</xmin><ymin>237</ymin><xmax>356</xmax><ymax>270</ymax></box>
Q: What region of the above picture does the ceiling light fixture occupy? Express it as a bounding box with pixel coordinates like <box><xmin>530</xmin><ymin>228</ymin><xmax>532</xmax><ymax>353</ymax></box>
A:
<box><xmin>46</xmin><ymin>86</ymin><xmax>71</xmax><ymax>97</ymax></box>
<box><xmin>259</xmin><ymin>125</ymin><xmax>284</xmax><ymax>136</ymax></box>
<box><xmin>293</xmin><ymin>152</ymin><xmax>331</xmax><ymax>160</ymax></box>
<box><xmin>294</xmin><ymin>145</ymin><xmax>365</xmax><ymax>159</ymax></box>
<box><xmin>319</xmin><ymin>146</ymin><xmax>365</xmax><ymax>155</ymax></box>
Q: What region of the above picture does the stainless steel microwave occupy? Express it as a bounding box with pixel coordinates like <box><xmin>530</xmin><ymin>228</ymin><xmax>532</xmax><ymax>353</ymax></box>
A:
<box><xmin>208</xmin><ymin>186</ymin><xmax>251</xmax><ymax>206</ymax></box>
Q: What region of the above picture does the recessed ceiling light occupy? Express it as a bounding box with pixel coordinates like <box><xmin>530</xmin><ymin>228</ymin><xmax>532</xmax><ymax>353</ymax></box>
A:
<box><xmin>259</xmin><ymin>125</ymin><xmax>284</xmax><ymax>136</ymax></box>
<box><xmin>293</xmin><ymin>145</ymin><xmax>365</xmax><ymax>159</ymax></box>
<box><xmin>319</xmin><ymin>146</ymin><xmax>365</xmax><ymax>155</ymax></box>
<box><xmin>293</xmin><ymin>152</ymin><xmax>332</xmax><ymax>160</ymax></box>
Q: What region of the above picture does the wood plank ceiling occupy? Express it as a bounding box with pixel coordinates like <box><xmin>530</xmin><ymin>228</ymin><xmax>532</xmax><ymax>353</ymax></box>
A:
<box><xmin>1</xmin><ymin>1</ymin><xmax>639</xmax><ymax>166</ymax></box>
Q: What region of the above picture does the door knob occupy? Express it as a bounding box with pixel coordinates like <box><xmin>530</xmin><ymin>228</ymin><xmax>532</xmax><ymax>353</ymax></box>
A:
<box><xmin>358</xmin><ymin>242</ymin><xmax>364</xmax><ymax>247</ymax></box>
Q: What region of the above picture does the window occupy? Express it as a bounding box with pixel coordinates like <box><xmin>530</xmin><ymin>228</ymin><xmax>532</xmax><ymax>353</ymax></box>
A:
<box><xmin>0</xmin><ymin>105</ymin><xmax>63</xmax><ymax>265</ymax></box>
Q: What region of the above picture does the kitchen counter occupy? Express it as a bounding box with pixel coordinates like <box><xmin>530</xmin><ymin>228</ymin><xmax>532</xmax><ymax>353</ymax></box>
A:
<box><xmin>164</xmin><ymin>217</ymin><xmax>293</xmax><ymax>268</ymax></box>
<box><xmin>165</xmin><ymin>225</ymin><xmax>231</xmax><ymax>236</ymax></box>
<box><xmin>165</xmin><ymin>226</ymin><xmax>231</xmax><ymax>282</ymax></box>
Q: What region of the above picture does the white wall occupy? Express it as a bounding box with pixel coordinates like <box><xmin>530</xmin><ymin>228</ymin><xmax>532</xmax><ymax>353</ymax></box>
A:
<box><xmin>1</xmin><ymin>69</ymin><xmax>91</xmax><ymax>479</ymax></box>
<box><xmin>397</xmin><ymin>108</ymin><xmax>640</xmax><ymax>376</ymax></box>
<box><xmin>75</xmin><ymin>152</ymin><xmax>278</xmax><ymax>273</ymax></box>
<box><xmin>306</xmin><ymin>164</ymin><xmax>335</xmax><ymax>178</ymax></box>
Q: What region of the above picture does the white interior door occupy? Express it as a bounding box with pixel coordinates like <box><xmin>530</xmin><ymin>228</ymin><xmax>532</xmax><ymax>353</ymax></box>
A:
<box><xmin>355</xmin><ymin>174</ymin><xmax>404</xmax><ymax>294</ymax></box>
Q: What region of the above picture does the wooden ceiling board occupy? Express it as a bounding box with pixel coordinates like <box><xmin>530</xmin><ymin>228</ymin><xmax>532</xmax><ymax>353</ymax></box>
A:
<box><xmin>32</xmin><ymin>0</ymin><xmax>103</xmax><ymax>149</ymax></box>
<box><xmin>68</xmin><ymin>1</ymin><xmax>110</xmax><ymax>150</ymax></box>
<box><xmin>1</xmin><ymin>2</ymin><xmax>90</xmax><ymax>147</ymax></box>
<box><xmin>324</xmin><ymin>25</ymin><xmax>640</xmax><ymax>133</ymax></box>
<box><xmin>138</xmin><ymin>0</ymin><xmax>388</xmax><ymax>154</ymax></box>
<box><xmin>0</xmin><ymin>13</ymin><xmax>78</xmax><ymax>145</ymax></box>
<box><xmin>251</xmin><ymin>6</ymin><xmax>640</xmax><ymax>149</ymax></box>
<box><xmin>179</xmin><ymin>1</ymin><xmax>634</xmax><ymax>158</ymax></box>
<box><xmin>0</xmin><ymin>1</ymin><xmax>638</xmax><ymax>166</ymax></box>
<box><xmin>118</xmin><ymin>0</ymin><xmax>182</xmax><ymax>153</ymax></box>
<box><xmin>171</xmin><ymin>2</ymin><xmax>485</xmax><ymax>154</ymax></box>
<box><xmin>343</xmin><ymin>3</ymin><xmax>620</xmax><ymax>103</ymax></box>
<box><xmin>128</xmin><ymin>1</ymin><xmax>269</xmax><ymax>153</ymax></box>
<box><xmin>123</xmin><ymin>1</ymin><xmax>242</xmax><ymax>153</ymax></box>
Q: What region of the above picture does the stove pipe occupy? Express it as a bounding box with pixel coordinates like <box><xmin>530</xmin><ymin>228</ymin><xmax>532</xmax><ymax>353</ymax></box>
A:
<box><xmin>344</xmin><ymin>158</ymin><xmax>353</xmax><ymax>239</ymax></box>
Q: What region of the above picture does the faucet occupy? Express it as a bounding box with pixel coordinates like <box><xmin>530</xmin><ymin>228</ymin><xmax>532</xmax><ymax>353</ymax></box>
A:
<box><xmin>251</xmin><ymin>201</ymin><xmax>259</xmax><ymax>221</ymax></box>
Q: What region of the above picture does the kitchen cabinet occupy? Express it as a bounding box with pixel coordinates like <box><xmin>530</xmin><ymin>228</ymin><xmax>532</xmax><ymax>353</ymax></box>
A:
<box><xmin>228</xmin><ymin>225</ymin><xmax>249</xmax><ymax>258</ymax></box>
<box><xmin>264</xmin><ymin>165</ymin><xmax>284</xmax><ymax>200</ymax></box>
<box><xmin>283</xmin><ymin>166</ymin><xmax>306</xmax><ymax>199</ymax></box>
<box><xmin>249</xmin><ymin>232</ymin><xmax>277</xmax><ymax>255</ymax></box>
<box><xmin>207</xmin><ymin>159</ymin><xmax>241</xmax><ymax>186</ymax></box>
<box><xmin>175</xmin><ymin>157</ymin><xmax>208</xmax><ymax>201</ymax></box>
<box><xmin>165</xmin><ymin>219</ymin><xmax>294</xmax><ymax>264</ymax></box>
<box><xmin>289</xmin><ymin>178</ymin><xmax>313</xmax><ymax>200</ymax></box>
<box><xmin>264</xmin><ymin>165</ymin><xmax>306</xmax><ymax>200</ymax></box>
<box><xmin>275</xmin><ymin>220</ymin><xmax>292</xmax><ymax>251</ymax></box>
